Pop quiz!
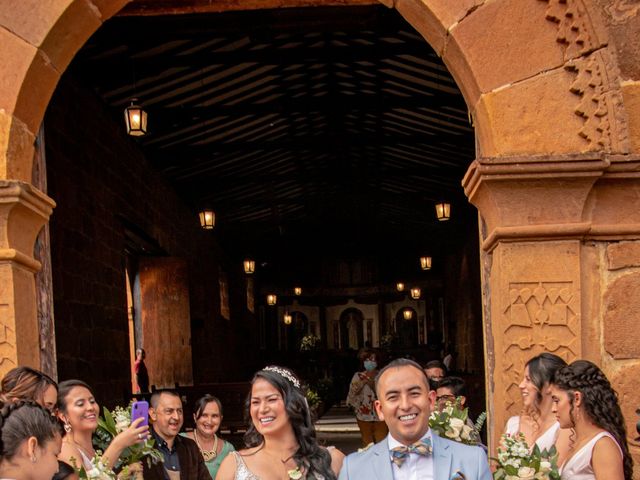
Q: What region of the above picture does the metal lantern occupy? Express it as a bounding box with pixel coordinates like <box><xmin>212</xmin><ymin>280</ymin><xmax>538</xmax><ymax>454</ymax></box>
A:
<box><xmin>283</xmin><ymin>311</ymin><xmax>292</xmax><ymax>325</ymax></box>
<box><xmin>267</xmin><ymin>294</ymin><xmax>277</xmax><ymax>306</ymax></box>
<box><xmin>198</xmin><ymin>209</ymin><xmax>215</xmax><ymax>229</ymax></box>
<box><xmin>244</xmin><ymin>259</ymin><xmax>255</xmax><ymax>274</ymax></box>
<box><xmin>403</xmin><ymin>309</ymin><xmax>413</xmax><ymax>320</ymax></box>
<box><xmin>435</xmin><ymin>201</ymin><xmax>451</xmax><ymax>221</ymax></box>
<box><xmin>420</xmin><ymin>256</ymin><xmax>432</xmax><ymax>270</ymax></box>
<box><xmin>396</xmin><ymin>282</ymin><xmax>405</xmax><ymax>292</ymax></box>
<box><xmin>410</xmin><ymin>287</ymin><xmax>421</xmax><ymax>299</ymax></box>
<box><xmin>294</xmin><ymin>287</ymin><xmax>302</xmax><ymax>296</ymax></box>
<box><xmin>124</xmin><ymin>100</ymin><xmax>148</xmax><ymax>136</ymax></box>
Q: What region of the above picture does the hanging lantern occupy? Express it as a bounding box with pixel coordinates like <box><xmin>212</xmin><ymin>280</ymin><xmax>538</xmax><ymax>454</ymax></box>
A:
<box><xmin>396</xmin><ymin>282</ymin><xmax>405</xmax><ymax>292</ymax></box>
<box><xmin>244</xmin><ymin>259</ymin><xmax>255</xmax><ymax>274</ymax></box>
<box><xmin>410</xmin><ymin>287</ymin><xmax>421</xmax><ymax>299</ymax></box>
<box><xmin>294</xmin><ymin>287</ymin><xmax>302</xmax><ymax>296</ymax></box>
<box><xmin>403</xmin><ymin>309</ymin><xmax>413</xmax><ymax>320</ymax></box>
<box><xmin>283</xmin><ymin>311</ymin><xmax>292</xmax><ymax>325</ymax></box>
<box><xmin>124</xmin><ymin>100</ymin><xmax>148</xmax><ymax>136</ymax></box>
<box><xmin>198</xmin><ymin>209</ymin><xmax>215</xmax><ymax>230</ymax></box>
<box><xmin>267</xmin><ymin>294</ymin><xmax>277</xmax><ymax>306</ymax></box>
<box><xmin>420</xmin><ymin>256</ymin><xmax>432</xmax><ymax>270</ymax></box>
<box><xmin>435</xmin><ymin>201</ymin><xmax>451</xmax><ymax>221</ymax></box>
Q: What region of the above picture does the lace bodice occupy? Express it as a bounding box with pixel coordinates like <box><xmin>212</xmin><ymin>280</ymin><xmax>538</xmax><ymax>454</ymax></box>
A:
<box><xmin>232</xmin><ymin>452</ymin><xmax>261</xmax><ymax>480</ymax></box>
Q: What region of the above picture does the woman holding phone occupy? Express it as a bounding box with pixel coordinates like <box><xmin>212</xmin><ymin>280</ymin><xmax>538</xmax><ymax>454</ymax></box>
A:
<box><xmin>56</xmin><ymin>380</ymin><xmax>148</xmax><ymax>471</ymax></box>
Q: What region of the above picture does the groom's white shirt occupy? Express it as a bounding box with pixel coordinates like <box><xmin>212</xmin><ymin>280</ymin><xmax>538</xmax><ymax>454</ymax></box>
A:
<box><xmin>388</xmin><ymin>431</ymin><xmax>433</xmax><ymax>480</ymax></box>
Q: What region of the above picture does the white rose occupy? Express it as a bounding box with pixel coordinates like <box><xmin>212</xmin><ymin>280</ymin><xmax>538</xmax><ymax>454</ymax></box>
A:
<box><xmin>517</xmin><ymin>466</ymin><xmax>536</xmax><ymax>480</ymax></box>
<box><xmin>539</xmin><ymin>461</ymin><xmax>551</xmax><ymax>472</ymax></box>
<box><xmin>86</xmin><ymin>468</ymin><xmax>102</xmax><ymax>479</ymax></box>
<box><xmin>461</xmin><ymin>424</ymin><xmax>473</xmax><ymax>440</ymax></box>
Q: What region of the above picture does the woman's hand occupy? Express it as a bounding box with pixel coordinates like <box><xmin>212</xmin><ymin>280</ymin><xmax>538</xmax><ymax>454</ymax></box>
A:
<box><xmin>102</xmin><ymin>418</ymin><xmax>149</xmax><ymax>469</ymax></box>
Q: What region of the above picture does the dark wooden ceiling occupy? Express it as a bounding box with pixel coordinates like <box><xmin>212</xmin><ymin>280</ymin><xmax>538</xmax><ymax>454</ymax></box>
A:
<box><xmin>71</xmin><ymin>5</ymin><xmax>477</xmax><ymax>285</ymax></box>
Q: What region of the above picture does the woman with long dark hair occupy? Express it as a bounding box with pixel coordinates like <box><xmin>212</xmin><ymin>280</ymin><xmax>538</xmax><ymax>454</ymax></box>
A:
<box><xmin>551</xmin><ymin>360</ymin><xmax>632</xmax><ymax>480</ymax></box>
<box><xmin>505</xmin><ymin>353</ymin><xmax>570</xmax><ymax>461</ymax></box>
<box><xmin>56</xmin><ymin>379</ymin><xmax>147</xmax><ymax>472</ymax></box>
<box><xmin>0</xmin><ymin>401</ymin><xmax>61</xmax><ymax>480</ymax></box>
<box><xmin>216</xmin><ymin>366</ymin><xmax>343</xmax><ymax>480</ymax></box>
<box><xmin>0</xmin><ymin>366</ymin><xmax>58</xmax><ymax>412</ymax></box>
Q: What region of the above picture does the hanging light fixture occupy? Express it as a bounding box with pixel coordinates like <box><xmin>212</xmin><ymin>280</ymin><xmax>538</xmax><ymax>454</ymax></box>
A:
<box><xmin>435</xmin><ymin>201</ymin><xmax>451</xmax><ymax>221</ymax></box>
<box><xmin>243</xmin><ymin>259</ymin><xmax>255</xmax><ymax>274</ymax></box>
<box><xmin>198</xmin><ymin>209</ymin><xmax>215</xmax><ymax>230</ymax></box>
<box><xmin>396</xmin><ymin>282</ymin><xmax>405</xmax><ymax>292</ymax></box>
<box><xmin>124</xmin><ymin>99</ymin><xmax>148</xmax><ymax>136</ymax></box>
<box><xmin>267</xmin><ymin>294</ymin><xmax>277</xmax><ymax>306</ymax></box>
<box><xmin>403</xmin><ymin>309</ymin><xmax>413</xmax><ymax>320</ymax></box>
<box><xmin>294</xmin><ymin>287</ymin><xmax>302</xmax><ymax>296</ymax></box>
<box><xmin>410</xmin><ymin>287</ymin><xmax>421</xmax><ymax>299</ymax></box>
<box><xmin>420</xmin><ymin>256</ymin><xmax>432</xmax><ymax>270</ymax></box>
<box><xmin>283</xmin><ymin>310</ymin><xmax>292</xmax><ymax>325</ymax></box>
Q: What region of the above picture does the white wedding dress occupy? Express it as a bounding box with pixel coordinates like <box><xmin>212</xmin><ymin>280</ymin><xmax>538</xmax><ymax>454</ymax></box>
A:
<box><xmin>505</xmin><ymin>416</ymin><xmax>560</xmax><ymax>452</ymax></box>
<box><xmin>559</xmin><ymin>431</ymin><xmax>622</xmax><ymax>480</ymax></box>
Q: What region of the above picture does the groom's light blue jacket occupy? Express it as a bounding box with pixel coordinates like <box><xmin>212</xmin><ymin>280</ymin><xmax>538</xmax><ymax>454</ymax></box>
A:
<box><xmin>338</xmin><ymin>432</ymin><xmax>492</xmax><ymax>480</ymax></box>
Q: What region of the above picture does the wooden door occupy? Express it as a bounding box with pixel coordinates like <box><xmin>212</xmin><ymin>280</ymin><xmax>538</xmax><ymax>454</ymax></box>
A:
<box><xmin>139</xmin><ymin>257</ymin><xmax>193</xmax><ymax>389</ymax></box>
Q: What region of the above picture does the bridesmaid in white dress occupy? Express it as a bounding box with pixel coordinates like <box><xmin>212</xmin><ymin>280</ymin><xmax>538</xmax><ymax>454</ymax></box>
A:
<box><xmin>504</xmin><ymin>353</ymin><xmax>571</xmax><ymax>462</ymax></box>
<box><xmin>550</xmin><ymin>360</ymin><xmax>632</xmax><ymax>480</ymax></box>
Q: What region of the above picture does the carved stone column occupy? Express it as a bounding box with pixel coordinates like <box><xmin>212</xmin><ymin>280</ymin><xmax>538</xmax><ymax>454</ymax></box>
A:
<box><xmin>463</xmin><ymin>153</ymin><xmax>640</xmax><ymax>451</ymax></box>
<box><xmin>0</xmin><ymin>180</ymin><xmax>55</xmax><ymax>376</ymax></box>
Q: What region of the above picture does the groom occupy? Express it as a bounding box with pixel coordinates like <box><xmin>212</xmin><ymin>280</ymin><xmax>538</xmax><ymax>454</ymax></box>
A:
<box><xmin>339</xmin><ymin>358</ymin><xmax>491</xmax><ymax>480</ymax></box>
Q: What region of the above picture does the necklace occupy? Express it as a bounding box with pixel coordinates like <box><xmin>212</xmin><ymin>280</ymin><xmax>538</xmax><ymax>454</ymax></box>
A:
<box><xmin>194</xmin><ymin>431</ymin><xmax>218</xmax><ymax>462</ymax></box>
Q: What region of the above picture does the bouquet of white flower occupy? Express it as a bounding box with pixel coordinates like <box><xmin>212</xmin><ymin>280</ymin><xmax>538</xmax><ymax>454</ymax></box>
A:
<box><xmin>93</xmin><ymin>402</ymin><xmax>163</xmax><ymax>479</ymax></box>
<box><xmin>75</xmin><ymin>452</ymin><xmax>116</xmax><ymax>480</ymax></box>
<box><xmin>492</xmin><ymin>432</ymin><xmax>560</xmax><ymax>480</ymax></box>
<box><xmin>428</xmin><ymin>397</ymin><xmax>485</xmax><ymax>446</ymax></box>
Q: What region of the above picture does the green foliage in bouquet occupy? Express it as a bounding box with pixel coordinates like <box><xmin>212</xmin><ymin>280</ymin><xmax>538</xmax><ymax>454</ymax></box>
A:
<box><xmin>428</xmin><ymin>397</ymin><xmax>484</xmax><ymax>446</ymax></box>
<box><xmin>492</xmin><ymin>432</ymin><xmax>560</xmax><ymax>480</ymax></box>
<box><xmin>94</xmin><ymin>404</ymin><xmax>163</xmax><ymax>472</ymax></box>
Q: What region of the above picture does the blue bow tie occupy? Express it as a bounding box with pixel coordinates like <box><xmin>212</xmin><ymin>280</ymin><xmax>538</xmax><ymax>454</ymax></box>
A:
<box><xmin>390</xmin><ymin>438</ymin><xmax>433</xmax><ymax>467</ymax></box>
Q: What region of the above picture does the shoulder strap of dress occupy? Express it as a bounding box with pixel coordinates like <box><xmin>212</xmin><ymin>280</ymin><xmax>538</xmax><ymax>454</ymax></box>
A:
<box><xmin>592</xmin><ymin>431</ymin><xmax>623</xmax><ymax>457</ymax></box>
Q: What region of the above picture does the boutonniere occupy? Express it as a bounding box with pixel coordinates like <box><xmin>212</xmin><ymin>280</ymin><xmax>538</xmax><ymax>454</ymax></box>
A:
<box><xmin>450</xmin><ymin>471</ymin><xmax>466</xmax><ymax>480</ymax></box>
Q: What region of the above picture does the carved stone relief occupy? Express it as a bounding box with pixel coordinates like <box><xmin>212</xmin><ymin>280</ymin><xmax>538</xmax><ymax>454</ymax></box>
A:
<box><xmin>541</xmin><ymin>0</ymin><xmax>629</xmax><ymax>153</ymax></box>
<box><xmin>501</xmin><ymin>281</ymin><xmax>579</xmax><ymax>415</ymax></box>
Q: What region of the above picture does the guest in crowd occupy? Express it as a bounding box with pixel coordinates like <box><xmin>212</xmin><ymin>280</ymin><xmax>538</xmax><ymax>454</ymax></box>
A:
<box><xmin>180</xmin><ymin>394</ymin><xmax>234</xmax><ymax>479</ymax></box>
<box><xmin>217</xmin><ymin>365</ymin><xmax>344</xmax><ymax>480</ymax></box>
<box><xmin>434</xmin><ymin>376</ymin><xmax>467</xmax><ymax>412</ymax></box>
<box><xmin>144</xmin><ymin>390</ymin><xmax>211</xmax><ymax>480</ymax></box>
<box><xmin>551</xmin><ymin>360</ymin><xmax>633</xmax><ymax>480</ymax></box>
<box><xmin>346</xmin><ymin>348</ymin><xmax>387</xmax><ymax>446</ymax></box>
<box><xmin>134</xmin><ymin>348</ymin><xmax>149</xmax><ymax>394</ymax></box>
<box><xmin>505</xmin><ymin>353</ymin><xmax>570</xmax><ymax>461</ymax></box>
<box><xmin>0</xmin><ymin>401</ymin><xmax>61</xmax><ymax>480</ymax></box>
<box><xmin>56</xmin><ymin>380</ymin><xmax>148</xmax><ymax>472</ymax></box>
<box><xmin>0</xmin><ymin>366</ymin><xmax>58</xmax><ymax>412</ymax></box>
<box><xmin>424</xmin><ymin>360</ymin><xmax>446</xmax><ymax>387</ymax></box>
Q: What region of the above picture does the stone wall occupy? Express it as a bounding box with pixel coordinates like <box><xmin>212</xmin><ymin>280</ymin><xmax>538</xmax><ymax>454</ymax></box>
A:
<box><xmin>44</xmin><ymin>71</ymin><xmax>260</xmax><ymax>405</ymax></box>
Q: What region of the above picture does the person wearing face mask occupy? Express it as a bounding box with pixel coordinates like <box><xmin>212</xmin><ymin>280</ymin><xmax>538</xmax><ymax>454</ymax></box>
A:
<box><xmin>346</xmin><ymin>349</ymin><xmax>387</xmax><ymax>447</ymax></box>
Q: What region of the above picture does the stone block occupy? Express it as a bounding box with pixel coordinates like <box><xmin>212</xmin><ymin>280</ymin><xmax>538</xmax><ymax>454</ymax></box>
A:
<box><xmin>607</xmin><ymin>242</ymin><xmax>640</xmax><ymax>270</ymax></box>
<box><xmin>604</xmin><ymin>273</ymin><xmax>640</xmax><ymax>358</ymax></box>
<box><xmin>0</xmin><ymin>111</ymin><xmax>35</xmax><ymax>181</ymax></box>
<box><xmin>609</xmin><ymin>363</ymin><xmax>640</xmax><ymax>448</ymax></box>
<box><xmin>621</xmin><ymin>81</ymin><xmax>640</xmax><ymax>154</ymax></box>
<box><xmin>474</xmin><ymin>68</ymin><xmax>588</xmax><ymax>157</ymax></box>
<box><xmin>446</xmin><ymin>0</ymin><xmax>563</xmax><ymax>98</ymax></box>
<box><xmin>0</xmin><ymin>27</ymin><xmax>37</xmax><ymax>114</ymax></box>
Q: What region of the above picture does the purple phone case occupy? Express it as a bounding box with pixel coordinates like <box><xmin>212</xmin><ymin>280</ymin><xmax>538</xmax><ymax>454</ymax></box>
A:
<box><xmin>131</xmin><ymin>400</ymin><xmax>149</xmax><ymax>427</ymax></box>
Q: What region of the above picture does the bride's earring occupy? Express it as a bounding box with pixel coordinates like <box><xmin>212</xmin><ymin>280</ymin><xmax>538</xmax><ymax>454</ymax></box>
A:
<box><xmin>31</xmin><ymin>454</ymin><xmax>37</xmax><ymax>463</ymax></box>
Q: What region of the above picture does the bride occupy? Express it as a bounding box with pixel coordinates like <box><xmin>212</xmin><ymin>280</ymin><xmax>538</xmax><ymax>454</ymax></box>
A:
<box><xmin>216</xmin><ymin>366</ymin><xmax>343</xmax><ymax>480</ymax></box>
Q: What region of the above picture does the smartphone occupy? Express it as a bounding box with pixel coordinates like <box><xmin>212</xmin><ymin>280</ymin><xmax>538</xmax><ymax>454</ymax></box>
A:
<box><xmin>131</xmin><ymin>400</ymin><xmax>149</xmax><ymax>430</ymax></box>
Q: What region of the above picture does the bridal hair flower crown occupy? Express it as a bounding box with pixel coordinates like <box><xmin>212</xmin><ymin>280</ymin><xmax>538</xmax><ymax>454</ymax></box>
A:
<box><xmin>263</xmin><ymin>366</ymin><xmax>301</xmax><ymax>389</ymax></box>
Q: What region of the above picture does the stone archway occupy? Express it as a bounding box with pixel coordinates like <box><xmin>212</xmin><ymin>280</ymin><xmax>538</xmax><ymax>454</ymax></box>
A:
<box><xmin>2</xmin><ymin>0</ymin><xmax>640</xmax><ymax>456</ymax></box>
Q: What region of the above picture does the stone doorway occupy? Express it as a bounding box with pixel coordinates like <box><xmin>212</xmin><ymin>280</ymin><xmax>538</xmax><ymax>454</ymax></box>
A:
<box><xmin>2</xmin><ymin>0</ymin><xmax>640</xmax><ymax>458</ymax></box>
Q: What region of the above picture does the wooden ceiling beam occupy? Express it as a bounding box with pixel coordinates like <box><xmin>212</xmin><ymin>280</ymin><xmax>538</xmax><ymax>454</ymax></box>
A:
<box><xmin>119</xmin><ymin>0</ymin><xmax>379</xmax><ymax>17</ymax></box>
